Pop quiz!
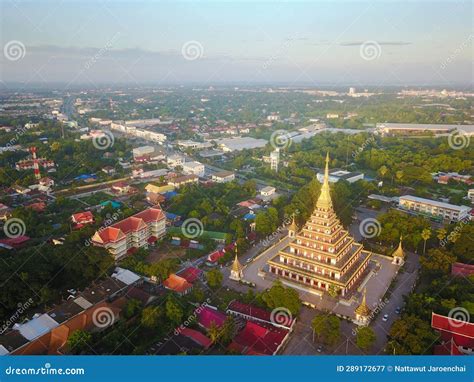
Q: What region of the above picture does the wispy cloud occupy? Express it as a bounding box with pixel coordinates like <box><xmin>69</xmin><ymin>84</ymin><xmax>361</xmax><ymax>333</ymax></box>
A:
<box><xmin>339</xmin><ymin>41</ymin><xmax>412</xmax><ymax>46</ymax></box>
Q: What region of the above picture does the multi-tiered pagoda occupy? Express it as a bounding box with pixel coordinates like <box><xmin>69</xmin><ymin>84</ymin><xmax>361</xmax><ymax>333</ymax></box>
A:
<box><xmin>267</xmin><ymin>153</ymin><xmax>372</xmax><ymax>297</ymax></box>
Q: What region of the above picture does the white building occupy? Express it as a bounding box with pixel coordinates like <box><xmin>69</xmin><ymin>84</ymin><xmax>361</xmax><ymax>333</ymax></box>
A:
<box><xmin>468</xmin><ymin>189</ymin><xmax>474</xmax><ymax>203</ymax></box>
<box><xmin>215</xmin><ymin>137</ymin><xmax>268</xmax><ymax>152</ymax></box>
<box><xmin>132</xmin><ymin>146</ymin><xmax>155</xmax><ymax>158</ymax></box>
<box><xmin>176</xmin><ymin>140</ymin><xmax>213</xmax><ymax>150</ymax></box>
<box><xmin>212</xmin><ymin>170</ymin><xmax>235</xmax><ymax>183</ymax></box>
<box><xmin>316</xmin><ymin>169</ymin><xmax>364</xmax><ymax>184</ymax></box>
<box><xmin>267</xmin><ymin>115</ymin><xmax>280</xmax><ymax>121</ymax></box>
<box><xmin>399</xmin><ymin>195</ymin><xmax>471</xmax><ymax>222</ymax></box>
<box><xmin>260</xmin><ymin>186</ymin><xmax>276</xmax><ymax>197</ymax></box>
<box><xmin>167</xmin><ymin>154</ymin><xmax>185</xmax><ymax>168</ymax></box>
<box><xmin>182</xmin><ymin>161</ymin><xmax>205</xmax><ymax>177</ymax></box>
<box><xmin>270</xmin><ymin>149</ymin><xmax>280</xmax><ymax>172</ymax></box>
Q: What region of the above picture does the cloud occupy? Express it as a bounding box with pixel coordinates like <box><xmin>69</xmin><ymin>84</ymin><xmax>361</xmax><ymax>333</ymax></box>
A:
<box><xmin>339</xmin><ymin>41</ymin><xmax>412</xmax><ymax>46</ymax></box>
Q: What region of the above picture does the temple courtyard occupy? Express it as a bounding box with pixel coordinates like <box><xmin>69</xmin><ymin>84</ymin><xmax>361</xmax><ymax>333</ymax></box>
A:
<box><xmin>224</xmin><ymin>237</ymin><xmax>401</xmax><ymax>321</ymax></box>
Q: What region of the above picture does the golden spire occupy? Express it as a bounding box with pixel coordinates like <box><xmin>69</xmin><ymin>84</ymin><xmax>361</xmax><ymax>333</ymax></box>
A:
<box><xmin>316</xmin><ymin>152</ymin><xmax>333</xmax><ymax>209</ymax></box>
<box><xmin>289</xmin><ymin>216</ymin><xmax>297</xmax><ymax>232</ymax></box>
<box><xmin>231</xmin><ymin>245</ymin><xmax>243</xmax><ymax>273</ymax></box>
<box><xmin>355</xmin><ymin>288</ymin><xmax>371</xmax><ymax>317</ymax></box>
<box><xmin>393</xmin><ymin>235</ymin><xmax>404</xmax><ymax>258</ymax></box>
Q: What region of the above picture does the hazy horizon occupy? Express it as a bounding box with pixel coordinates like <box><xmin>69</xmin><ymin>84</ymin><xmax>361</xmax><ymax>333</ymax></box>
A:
<box><xmin>1</xmin><ymin>1</ymin><xmax>473</xmax><ymax>87</ymax></box>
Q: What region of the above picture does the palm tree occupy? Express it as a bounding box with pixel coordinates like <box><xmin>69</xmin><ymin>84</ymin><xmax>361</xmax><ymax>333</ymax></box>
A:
<box><xmin>208</xmin><ymin>322</ymin><xmax>220</xmax><ymax>343</ymax></box>
<box><xmin>395</xmin><ymin>170</ymin><xmax>404</xmax><ymax>184</ymax></box>
<box><xmin>378</xmin><ymin>165</ymin><xmax>388</xmax><ymax>179</ymax></box>
<box><xmin>421</xmin><ymin>228</ymin><xmax>431</xmax><ymax>254</ymax></box>
<box><xmin>436</xmin><ymin>228</ymin><xmax>447</xmax><ymax>244</ymax></box>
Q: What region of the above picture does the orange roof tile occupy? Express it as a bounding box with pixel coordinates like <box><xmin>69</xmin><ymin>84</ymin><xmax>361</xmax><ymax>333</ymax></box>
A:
<box><xmin>163</xmin><ymin>274</ymin><xmax>192</xmax><ymax>293</ymax></box>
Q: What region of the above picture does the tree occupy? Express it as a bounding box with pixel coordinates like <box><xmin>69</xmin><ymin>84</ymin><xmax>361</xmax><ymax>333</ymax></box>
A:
<box><xmin>356</xmin><ymin>326</ymin><xmax>376</xmax><ymax>350</ymax></box>
<box><xmin>208</xmin><ymin>322</ymin><xmax>221</xmax><ymax>343</ymax></box>
<box><xmin>165</xmin><ymin>297</ymin><xmax>183</xmax><ymax>324</ymax></box>
<box><xmin>141</xmin><ymin>306</ymin><xmax>161</xmax><ymax>329</ymax></box>
<box><xmin>387</xmin><ymin>315</ymin><xmax>437</xmax><ymax>355</ymax></box>
<box><xmin>419</xmin><ymin>248</ymin><xmax>457</xmax><ymax>275</ymax></box>
<box><xmin>261</xmin><ymin>280</ymin><xmax>301</xmax><ymax>315</ymax></box>
<box><xmin>123</xmin><ymin>299</ymin><xmax>143</xmax><ymax>319</ymax></box>
<box><xmin>311</xmin><ymin>314</ymin><xmax>340</xmax><ymax>346</ymax></box>
<box><xmin>421</xmin><ymin>228</ymin><xmax>431</xmax><ymax>254</ymax></box>
<box><xmin>67</xmin><ymin>329</ymin><xmax>92</xmax><ymax>354</ymax></box>
<box><xmin>378</xmin><ymin>165</ymin><xmax>388</xmax><ymax>179</ymax></box>
<box><xmin>220</xmin><ymin>316</ymin><xmax>236</xmax><ymax>345</ymax></box>
<box><xmin>436</xmin><ymin>228</ymin><xmax>447</xmax><ymax>244</ymax></box>
<box><xmin>206</xmin><ymin>269</ymin><xmax>223</xmax><ymax>289</ymax></box>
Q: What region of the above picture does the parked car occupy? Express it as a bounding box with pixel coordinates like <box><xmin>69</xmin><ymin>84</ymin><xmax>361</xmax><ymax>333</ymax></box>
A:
<box><xmin>382</xmin><ymin>314</ymin><xmax>389</xmax><ymax>322</ymax></box>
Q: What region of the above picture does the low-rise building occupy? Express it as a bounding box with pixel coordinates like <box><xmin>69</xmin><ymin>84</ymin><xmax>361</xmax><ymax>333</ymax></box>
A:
<box><xmin>212</xmin><ymin>170</ymin><xmax>235</xmax><ymax>183</ymax></box>
<box><xmin>169</xmin><ymin>175</ymin><xmax>199</xmax><ymax>188</ymax></box>
<box><xmin>182</xmin><ymin>161</ymin><xmax>205</xmax><ymax>177</ymax></box>
<box><xmin>101</xmin><ymin>166</ymin><xmax>116</xmax><ymax>175</ymax></box>
<box><xmin>317</xmin><ymin>169</ymin><xmax>364</xmax><ymax>184</ymax></box>
<box><xmin>215</xmin><ymin>137</ymin><xmax>268</xmax><ymax>152</ymax></box>
<box><xmin>468</xmin><ymin>189</ymin><xmax>474</xmax><ymax>203</ymax></box>
<box><xmin>399</xmin><ymin>195</ymin><xmax>471</xmax><ymax>222</ymax></box>
<box><xmin>167</xmin><ymin>154</ymin><xmax>185</xmax><ymax>168</ymax></box>
<box><xmin>0</xmin><ymin>269</ymin><xmax>141</xmax><ymax>355</ymax></box>
<box><xmin>260</xmin><ymin>186</ymin><xmax>276</xmax><ymax>197</ymax></box>
<box><xmin>91</xmin><ymin>206</ymin><xmax>166</xmax><ymax>260</ymax></box>
<box><xmin>71</xmin><ymin>211</ymin><xmax>94</xmax><ymax>229</ymax></box>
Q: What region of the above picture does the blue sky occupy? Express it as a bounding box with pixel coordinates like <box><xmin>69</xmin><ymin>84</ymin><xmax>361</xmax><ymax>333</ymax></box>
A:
<box><xmin>1</xmin><ymin>1</ymin><xmax>472</xmax><ymax>86</ymax></box>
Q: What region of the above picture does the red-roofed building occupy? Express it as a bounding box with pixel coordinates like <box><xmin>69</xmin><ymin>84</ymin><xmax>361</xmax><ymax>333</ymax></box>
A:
<box><xmin>180</xmin><ymin>328</ymin><xmax>212</xmax><ymax>348</ymax></box>
<box><xmin>451</xmin><ymin>262</ymin><xmax>474</xmax><ymax>277</ymax></box>
<box><xmin>163</xmin><ymin>274</ymin><xmax>193</xmax><ymax>295</ymax></box>
<box><xmin>227</xmin><ymin>300</ymin><xmax>295</xmax><ymax>330</ymax></box>
<box><xmin>431</xmin><ymin>312</ymin><xmax>474</xmax><ymax>355</ymax></box>
<box><xmin>91</xmin><ymin>206</ymin><xmax>166</xmax><ymax>260</ymax></box>
<box><xmin>206</xmin><ymin>250</ymin><xmax>225</xmax><ymax>265</ymax></box>
<box><xmin>196</xmin><ymin>306</ymin><xmax>227</xmax><ymax>330</ymax></box>
<box><xmin>178</xmin><ymin>267</ymin><xmax>203</xmax><ymax>283</ymax></box>
<box><xmin>0</xmin><ymin>235</ymin><xmax>30</xmax><ymax>249</ymax></box>
<box><xmin>110</xmin><ymin>182</ymin><xmax>130</xmax><ymax>195</ymax></box>
<box><xmin>71</xmin><ymin>211</ymin><xmax>94</xmax><ymax>229</ymax></box>
<box><xmin>26</xmin><ymin>202</ymin><xmax>46</xmax><ymax>212</ymax></box>
<box><xmin>229</xmin><ymin>321</ymin><xmax>290</xmax><ymax>355</ymax></box>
